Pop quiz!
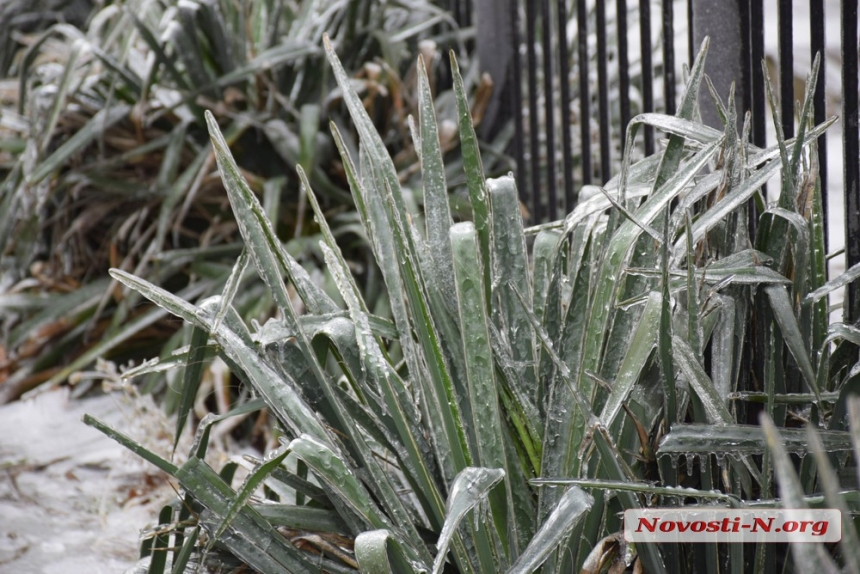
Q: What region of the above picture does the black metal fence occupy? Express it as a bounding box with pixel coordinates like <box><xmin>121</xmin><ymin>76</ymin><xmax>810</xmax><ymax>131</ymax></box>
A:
<box><xmin>460</xmin><ymin>0</ymin><xmax>860</xmax><ymax>316</ymax></box>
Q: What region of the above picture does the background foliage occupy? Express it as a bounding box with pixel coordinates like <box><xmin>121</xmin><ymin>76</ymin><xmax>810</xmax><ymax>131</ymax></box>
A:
<box><xmin>0</xmin><ymin>0</ymin><xmax>509</xmax><ymax>405</ymax></box>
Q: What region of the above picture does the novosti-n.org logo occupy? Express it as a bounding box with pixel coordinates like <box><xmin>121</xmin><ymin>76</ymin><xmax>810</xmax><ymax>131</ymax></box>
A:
<box><xmin>624</xmin><ymin>509</ymin><xmax>841</xmax><ymax>543</ymax></box>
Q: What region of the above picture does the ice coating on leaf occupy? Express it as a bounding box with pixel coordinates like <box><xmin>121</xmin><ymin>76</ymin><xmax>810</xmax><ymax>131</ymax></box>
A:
<box><xmin>671</xmin><ymin>335</ymin><xmax>733</xmax><ymax>425</ymax></box>
<box><xmin>599</xmin><ymin>291</ymin><xmax>662</xmax><ymax>429</ymax></box>
<box><xmin>506</xmin><ymin>486</ymin><xmax>593</xmax><ymax>574</ymax></box>
<box><xmin>432</xmin><ymin>467</ymin><xmax>505</xmax><ymax>574</ymax></box>
<box><xmin>488</xmin><ymin>175</ymin><xmax>536</xmax><ymax>387</ymax></box>
<box><xmin>659</xmin><ymin>423</ymin><xmax>852</xmax><ymax>455</ymax></box>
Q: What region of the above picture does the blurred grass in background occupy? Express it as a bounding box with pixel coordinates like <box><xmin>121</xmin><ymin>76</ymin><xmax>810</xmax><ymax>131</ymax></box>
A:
<box><xmin>0</xmin><ymin>0</ymin><xmax>511</xmax><ymax>407</ymax></box>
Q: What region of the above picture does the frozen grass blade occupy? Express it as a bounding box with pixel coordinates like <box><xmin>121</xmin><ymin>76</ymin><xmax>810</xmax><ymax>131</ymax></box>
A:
<box><xmin>326</xmin><ymin>37</ymin><xmax>472</xmax><ymax>481</ymax></box>
<box><xmin>83</xmin><ymin>414</ymin><xmax>179</xmax><ymax>475</ymax></box>
<box><xmin>321</xmin><ymin>242</ymin><xmax>446</xmax><ymax>528</ymax></box>
<box><xmin>804</xmin><ymin>260</ymin><xmax>860</xmax><ymax>304</ymax></box>
<box><xmin>287</xmin><ymin>435</ymin><xmax>390</xmax><ymax>531</ymax></box>
<box><xmin>660</xmin><ymin>423</ymin><xmax>852</xmax><ymax>455</ymax></box>
<box><xmin>27</xmin><ymin>104</ymin><xmax>130</xmax><ymax>185</ymax></box>
<box><xmin>148</xmin><ymin>505</ymin><xmax>173</xmax><ymax>574</ymax></box>
<box><xmin>252</xmin><ymin>505</ymin><xmax>347</xmax><ymax>533</ymax></box>
<box><xmin>212</xmin><ymin>247</ymin><xmax>249</xmax><ymax>332</ymax></box>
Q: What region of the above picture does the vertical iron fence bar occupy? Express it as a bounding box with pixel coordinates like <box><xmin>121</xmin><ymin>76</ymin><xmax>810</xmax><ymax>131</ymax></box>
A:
<box><xmin>778</xmin><ymin>0</ymin><xmax>794</xmax><ymax>139</ymax></box>
<box><xmin>739</xmin><ymin>0</ymin><xmax>752</xmax><ymax>120</ymax></box>
<box><xmin>751</xmin><ymin>0</ymin><xmax>766</xmax><ymax>149</ymax></box>
<box><xmin>577</xmin><ymin>0</ymin><xmax>592</xmax><ymax>184</ymax></box>
<box><xmin>596</xmin><ymin>0</ymin><xmax>611</xmax><ymax>182</ymax></box>
<box><xmin>617</xmin><ymin>0</ymin><xmax>631</xmax><ymax>155</ymax></box>
<box><xmin>687</xmin><ymin>0</ymin><xmax>694</xmax><ymax>65</ymax></box>
<box><xmin>843</xmin><ymin>0</ymin><xmax>860</xmax><ymax>321</ymax></box>
<box><xmin>510</xmin><ymin>0</ymin><xmax>526</xmax><ymax>206</ymax></box>
<box><xmin>541</xmin><ymin>0</ymin><xmax>558</xmax><ymax>221</ymax></box>
<box><xmin>810</xmin><ymin>0</ymin><xmax>827</xmax><ymax>244</ymax></box>
<box><xmin>639</xmin><ymin>0</ymin><xmax>655</xmax><ymax>155</ymax></box>
<box><xmin>558</xmin><ymin>0</ymin><xmax>575</xmax><ymax>212</ymax></box>
<box><xmin>739</xmin><ymin>0</ymin><xmax>757</xmax><ymax>238</ymax></box>
<box><xmin>662</xmin><ymin>0</ymin><xmax>675</xmax><ymax>114</ymax></box>
<box><xmin>526</xmin><ymin>0</ymin><xmax>543</xmax><ymax>222</ymax></box>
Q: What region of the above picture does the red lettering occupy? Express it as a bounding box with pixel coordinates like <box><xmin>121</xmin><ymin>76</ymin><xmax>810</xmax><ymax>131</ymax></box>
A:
<box><xmin>636</xmin><ymin>518</ymin><xmax>658</xmax><ymax>533</ymax></box>
<box><xmin>751</xmin><ymin>517</ymin><xmax>773</xmax><ymax>532</ymax></box>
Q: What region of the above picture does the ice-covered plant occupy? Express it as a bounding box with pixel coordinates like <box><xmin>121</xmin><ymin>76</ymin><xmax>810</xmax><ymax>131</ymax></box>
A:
<box><xmin>86</xmin><ymin>35</ymin><xmax>860</xmax><ymax>574</ymax></box>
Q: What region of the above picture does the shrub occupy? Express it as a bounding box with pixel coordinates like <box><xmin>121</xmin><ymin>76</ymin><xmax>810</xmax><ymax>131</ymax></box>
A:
<box><xmin>87</xmin><ymin>36</ymin><xmax>860</xmax><ymax>573</ymax></box>
<box><xmin>0</xmin><ymin>0</ymin><xmax>498</xmax><ymax>404</ymax></box>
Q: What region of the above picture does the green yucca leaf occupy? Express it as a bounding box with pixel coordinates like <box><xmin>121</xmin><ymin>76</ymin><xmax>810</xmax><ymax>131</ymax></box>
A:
<box><xmin>174</xmin><ymin>325</ymin><xmax>209</xmax><ymax>453</ymax></box>
<box><xmin>450</xmin><ymin>52</ymin><xmax>491</xmax><ymax>304</ymax></box>
<box><xmin>209</xmin><ymin>442</ymin><xmax>291</xmax><ymax>548</ymax></box>
<box><xmin>179</xmin><ymin>457</ymin><xmax>316</xmax><ymax>574</ymax></box>
<box><xmin>109</xmin><ymin>269</ymin><xmax>331</xmax><ymax>443</ymax></box>
<box><xmin>320</xmin><ymin>242</ymin><xmax>446</xmax><ymax>527</ymax></box>
<box><xmin>212</xmin><ymin>247</ymin><xmax>250</xmax><ymax>332</ymax></box>
<box><xmin>760</xmin><ymin>414</ymin><xmax>840</xmax><ymax>571</ymax></box>
<box><xmin>450</xmin><ymin>221</ymin><xmax>510</xmax><ymax>545</ymax></box>
<box><xmin>43</xmin><ymin>279</ymin><xmax>210</xmax><ymax>389</ymax></box>
<box><xmin>506</xmin><ymin>487</ymin><xmax>592</xmax><ymax>574</ymax></box>
<box><xmin>325</xmin><ymin>36</ymin><xmax>473</xmax><ymax>481</ymax></box>
<box><xmin>680</xmin><ymin>119</ymin><xmax>835</xmax><ymax>256</ymax></box>
<box><xmin>660</xmin><ymin>423</ymin><xmax>853</xmax><ymax>455</ymax></box>
<box><xmin>355</xmin><ymin>530</ymin><xmax>422</xmax><ymax>574</ymax></box>
<box><xmin>653</xmin><ymin>37</ymin><xmax>709</xmax><ymax>191</ymax></box>
<box><xmin>432</xmin><ymin>467</ymin><xmax>505</xmax><ymax>574</ymax></box>
<box><xmin>805</xmin><ymin>260</ymin><xmax>860</xmax><ymax>305</ymax></box>
<box><xmin>672</xmin><ymin>335</ymin><xmax>734</xmax><ymax>424</ymax></box>
<box><xmin>204</xmin><ymin>110</ymin><xmax>338</xmax><ymax>316</ymax></box>
<box><xmin>83</xmin><ymin>414</ymin><xmax>179</xmax><ymax>475</ymax></box>
<box><xmin>188</xmin><ymin>398</ymin><xmax>267</xmax><ymax>460</ymax></box>
<box><xmin>684</xmin><ymin>210</ymin><xmax>702</xmax><ymax>358</ymax></box>
<box><xmin>415</xmin><ymin>55</ymin><xmax>455</xmax><ymax>301</ymax></box>
<box><xmin>660</xmin><ymin>205</ymin><xmax>678</xmax><ymax>429</ymax></box>
<box><xmin>532</xmin><ymin>477</ymin><xmax>736</xmax><ymax>501</ymax></box>
<box><xmin>287</xmin><ymin>434</ymin><xmax>390</xmax><ymax>531</ymax></box>
<box><xmin>253</xmin><ymin>505</ymin><xmax>347</xmax><ymax>533</ymax></box>
<box><xmin>488</xmin><ymin>177</ymin><xmax>536</xmax><ymax>387</ymax></box>
<box><xmin>170</xmin><ymin>526</ymin><xmax>199</xmax><ymax>574</ymax></box>
<box><xmin>531</xmin><ymin>230</ymin><xmax>561</xmax><ymax>326</ymax></box>
<box><xmin>764</xmin><ymin>285</ymin><xmax>820</xmax><ymax>401</ymax></box>
<box><xmin>86</xmin><ymin>414</ymin><xmax>316</xmax><ymax>573</ymax></box>
<box><xmin>147</xmin><ymin>505</ymin><xmax>173</xmax><ymax>574</ymax></box>
<box><xmin>806</xmin><ymin>426</ymin><xmax>860</xmax><ymax>574</ymax></box>
<box><xmin>599</xmin><ymin>292</ymin><xmax>661</xmax><ymax>428</ymax></box>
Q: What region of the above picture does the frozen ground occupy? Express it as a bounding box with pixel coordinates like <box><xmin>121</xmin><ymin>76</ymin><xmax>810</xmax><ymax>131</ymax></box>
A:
<box><xmin>0</xmin><ymin>389</ymin><xmax>181</xmax><ymax>573</ymax></box>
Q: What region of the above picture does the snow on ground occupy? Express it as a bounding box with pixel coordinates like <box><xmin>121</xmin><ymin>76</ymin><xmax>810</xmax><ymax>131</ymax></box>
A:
<box><xmin>0</xmin><ymin>389</ymin><xmax>182</xmax><ymax>573</ymax></box>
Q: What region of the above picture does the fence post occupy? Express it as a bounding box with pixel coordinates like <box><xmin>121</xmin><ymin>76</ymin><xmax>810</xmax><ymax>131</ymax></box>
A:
<box><xmin>475</xmin><ymin>0</ymin><xmax>513</xmax><ymax>139</ymax></box>
<box><xmin>691</xmin><ymin>0</ymin><xmax>745</xmax><ymax>130</ymax></box>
